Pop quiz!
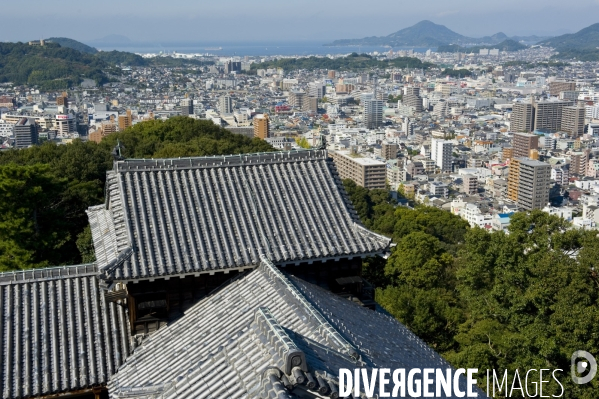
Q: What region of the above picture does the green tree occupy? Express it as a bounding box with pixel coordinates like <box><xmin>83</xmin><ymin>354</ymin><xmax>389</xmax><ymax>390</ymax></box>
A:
<box><xmin>0</xmin><ymin>164</ymin><xmax>70</xmax><ymax>271</ymax></box>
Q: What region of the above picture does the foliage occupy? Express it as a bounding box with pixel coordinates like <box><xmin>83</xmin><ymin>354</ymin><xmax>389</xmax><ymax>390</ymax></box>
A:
<box><xmin>46</xmin><ymin>37</ymin><xmax>98</xmax><ymax>54</ymax></box>
<box><xmin>251</xmin><ymin>53</ymin><xmax>433</xmax><ymax>72</ymax></box>
<box><xmin>344</xmin><ymin>181</ymin><xmax>599</xmax><ymax>397</ymax></box>
<box><xmin>295</xmin><ymin>137</ymin><xmax>311</xmax><ymax>149</ymax></box>
<box><xmin>441</xmin><ymin>68</ymin><xmax>472</xmax><ymax>77</ymax></box>
<box><xmin>0</xmin><ymin>42</ymin><xmax>108</xmax><ymax>89</ymax></box>
<box><xmin>0</xmin><ymin>117</ymin><xmax>274</xmax><ymax>270</ymax></box>
<box><xmin>387</xmin><ymin>94</ymin><xmax>402</xmax><ymax>103</ymax></box>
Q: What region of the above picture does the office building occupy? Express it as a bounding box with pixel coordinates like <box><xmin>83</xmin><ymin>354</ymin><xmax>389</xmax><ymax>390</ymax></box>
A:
<box><xmin>549</xmin><ymin>81</ymin><xmax>576</xmax><ymax>96</ymax></box>
<box><xmin>561</xmin><ymin>105</ymin><xmax>585</xmax><ymax>138</ymax></box>
<box><xmin>363</xmin><ymin>98</ymin><xmax>383</xmax><ymax>129</ymax></box>
<box><xmin>55</xmin><ymin>114</ymin><xmax>76</xmax><ymax>137</ymax></box>
<box><xmin>511</xmin><ymin>102</ymin><xmax>534</xmax><ymax>132</ymax></box>
<box><xmin>181</xmin><ymin>97</ymin><xmax>194</xmax><ymax>116</ymax></box>
<box><xmin>219</xmin><ymin>95</ymin><xmax>233</xmax><ymax>114</ymax></box>
<box><xmin>224</xmin><ymin>60</ymin><xmax>241</xmax><ymax>74</ymax></box>
<box><xmin>431</xmin><ymin>138</ymin><xmax>453</xmax><ymax>173</ymax></box>
<box><xmin>513</xmin><ymin>133</ymin><xmax>539</xmax><ymax>158</ymax></box>
<box><xmin>118</xmin><ymin>109</ymin><xmax>133</xmax><ymax>131</ymax></box>
<box><xmin>253</xmin><ymin>114</ymin><xmax>269</xmax><ymax>139</ymax></box>
<box><xmin>329</xmin><ymin>150</ymin><xmax>386</xmax><ymax>189</ymax></box>
<box><xmin>507</xmin><ymin>158</ymin><xmax>551</xmax><ymax>210</ymax></box>
<box><xmin>381</xmin><ymin>142</ymin><xmax>399</xmax><ymax>160</ymax></box>
<box><xmin>14</xmin><ymin>118</ymin><xmax>38</xmax><ymax>148</ymax></box>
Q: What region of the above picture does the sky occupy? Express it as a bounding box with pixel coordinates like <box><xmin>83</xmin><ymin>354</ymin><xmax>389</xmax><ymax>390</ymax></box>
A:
<box><xmin>2</xmin><ymin>0</ymin><xmax>598</xmax><ymax>43</ymax></box>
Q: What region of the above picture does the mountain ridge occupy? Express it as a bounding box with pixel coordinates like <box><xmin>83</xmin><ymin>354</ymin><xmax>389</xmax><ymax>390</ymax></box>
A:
<box><xmin>325</xmin><ymin>20</ymin><xmax>551</xmax><ymax>47</ymax></box>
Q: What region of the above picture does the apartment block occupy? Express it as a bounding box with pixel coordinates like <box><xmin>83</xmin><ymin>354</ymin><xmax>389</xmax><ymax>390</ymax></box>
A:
<box><xmin>511</xmin><ymin>102</ymin><xmax>534</xmax><ymax>132</ymax></box>
<box><xmin>549</xmin><ymin>81</ymin><xmax>576</xmax><ymax>97</ymax></box>
<box><xmin>431</xmin><ymin>138</ymin><xmax>453</xmax><ymax>173</ymax></box>
<box><xmin>513</xmin><ymin>133</ymin><xmax>539</xmax><ymax>159</ymax></box>
<box><xmin>507</xmin><ymin>157</ymin><xmax>551</xmax><ymax>210</ymax></box>
<box><xmin>561</xmin><ymin>105</ymin><xmax>585</xmax><ymax>138</ymax></box>
<box><xmin>329</xmin><ymin>150</ymin><xmax>386</xmax><ymax>189</ymax></box>
<box><xmin>253</xmin><ymin>114</ymin><xmax>270</xmax><ymax>139</ymax></box>
<box><xmin>381</xmin><ymin>142</ymin><xmax>399</xmax><ymax>160</ymax></box>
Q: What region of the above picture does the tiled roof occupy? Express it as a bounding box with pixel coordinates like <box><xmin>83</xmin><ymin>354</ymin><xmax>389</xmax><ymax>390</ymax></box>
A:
<box><xmin>88</xmin><ymin>150</ymin><xmax>390</xmax><ymax>282</ymax></box>
<box><xmin>0</xmin><ymin>265</ymin><xmax>131</xmax><ymax>399</ymax></box>
<box><xmin>109</xmin><ymin>258</ymin><xmax>474</xmax><ymax>398</ymax></box>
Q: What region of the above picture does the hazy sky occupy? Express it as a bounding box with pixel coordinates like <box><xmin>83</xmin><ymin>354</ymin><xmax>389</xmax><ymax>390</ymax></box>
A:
<box><xmin>3</xmin><ymin>0</ymin><xmax>598</xmax><ymax>43</ymax></box>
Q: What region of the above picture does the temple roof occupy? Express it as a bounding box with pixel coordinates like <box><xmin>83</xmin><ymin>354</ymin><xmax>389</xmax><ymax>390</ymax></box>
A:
<box><xmin>109</xmin><ymin>258</ymin><xmax>468</xmax><ymax>399</ymax></box>
<box><xmin>87</xmin><ymin>150</ymin><xmax>390</xmax><ymax>282</ymax></box>
<box><xmin>0</xmin><ymin>264</ymin><xmax>131</xmax><ymax>399</ymax></box>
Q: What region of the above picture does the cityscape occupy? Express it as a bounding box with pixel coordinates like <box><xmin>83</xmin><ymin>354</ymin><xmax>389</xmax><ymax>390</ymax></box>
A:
<box><xmin>0</xmin><ymin>5</ymin><xmax>599</xmax><ymax>399</ymax></box>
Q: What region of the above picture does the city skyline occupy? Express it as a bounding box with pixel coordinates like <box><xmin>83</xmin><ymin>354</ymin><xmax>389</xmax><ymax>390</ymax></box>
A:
<box><xmin>1</xmin><ymin>0</ymin><xmax>598</xmax><ymax>43</ymax></box>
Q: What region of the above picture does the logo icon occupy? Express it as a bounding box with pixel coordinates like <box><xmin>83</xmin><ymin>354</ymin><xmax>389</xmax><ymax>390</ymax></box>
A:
<box><xmin>571</xmin><ymin>351</ymin><xmax>597</xmax><ymax>384</ymax></box>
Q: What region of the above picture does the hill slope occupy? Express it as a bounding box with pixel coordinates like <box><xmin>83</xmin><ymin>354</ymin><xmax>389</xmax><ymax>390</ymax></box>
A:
<box><xmin>46</xmin><ymin>37</ymin><xmax>98</xmax><ymax>54</ymax></box>
<box><xmin>0</xmin><ymin>42</ymin><xmax>108</xmax><ymax>90</ymax></box>
<box><xmin>540</xmin><ymin>23</ymin><xmax>599</xmax><ymax>60</ymax></box>
<box><xmin>539</xmin><ymin>23</ymin><xmax>599</xmax><ymax>51</ymax></box>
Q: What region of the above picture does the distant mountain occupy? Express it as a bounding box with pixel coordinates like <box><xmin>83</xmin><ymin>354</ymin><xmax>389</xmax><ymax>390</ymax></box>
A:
<box><xmin>539</xmin><ymin>23</ymin><xmax>599</xmax><ymax>61</ymax></box>
<box><xmin>539</xmin><ymin>23</ymin><xmax>599</xmax><ymax>51</ymax></box>
<box><xmin>45</xmin><ymin>37</ymin><xmax>98</xmax><ymax>54</ymax></box>
<box><xmin>325</xmin><ymin>20</ymin><xmax>551</xmax><ymax>48</ymax></box>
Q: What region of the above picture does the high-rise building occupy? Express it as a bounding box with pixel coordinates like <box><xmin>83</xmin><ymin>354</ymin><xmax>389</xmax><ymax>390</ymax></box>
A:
<box><xmin>402</xmin><ymin>87</ymin><xmax>423</xmax><ymax>113</ymax></box>
<box><xmin>118</xmin><ymin>109</ymin><xmax>133</xmax><ymax>131</ymax></box>
<box><xmin>561</xmin><ymin>105</ymin><xmax>585</xmax><ymax>138</ymax></box>
<box><xmin>14</xmin><ymin>118</ymin><xmax>38</xmax><ymax>148</ymax></box>
<box><xmin>181</xmin><ymin>97</ymin><xmax>194</xmax><ymax>116</ymax></box>
<box><xmin>302</xmin><ymin>96</ymin><xmax>318</xmax><ymax>113</ymax></box>
<box><xmin>363</xmin><ymin>98</ymin><xmax>383</xmax><ymax>129</ymax></box>
<box><xmin>511</xmin><ymin>102</ymin><xmax>534</xmax><ymax>132</ymax></box>
<box><xmin>502</xmin><ymin>147</ymin><xmax>514</xmax><ymax>161</ymax></box>
<box><xmin>329</xmin><ymin>150</ymin><xmax>386</xmax><ymax>189</ymax></box>
<box><xmin>549</xmin><ymin>81</ymin><xmax>576</xmax><ymax>97</ymax></box>
<box><xmin>513</xmin><ymin>133</ymin><xmax>539</xmax><ymax>158</ymax></box>
<box><xmin>287</xmin><ymin>91</ymin><xmax>305</xmax><ymax>109</ymax></box>
<box><xmin>56</xmin><ymin>92</ymin><xmax>68</xmax><ymax>108</ymax></box>
<box><xmin>327</xmin><ymin>70</ymin><xmax>336</xmax><ymax>79</ymax></box>
<box><xmin>533</xmin><ymin>99</ymin><xmax>573</xmax><ymax>132</ymax></box>
<box><xmin>224</xmin><ymin>61</ymin><xmax>241</xmax><ymax>74</ymax></box>
<box><xmin>507</xmin><ymin>158</ymin><xmax>551</xmax><ymax>210</ymax></box>
<box><xmin>462</xmin><ymin>174</ymin><xmax>478</xmax><ymax>194</ymax></box>
<box><xmin>219</xmin><ymin>95</ymin><xmax>233</xmax><ymax>114</ymax></box>
<box><xmin>253</xmin><ymin>114</ymin><xmax>269</xmax><ymax>139</ymax></box>
<box><xmin>381</xmin><ymin>142</ymin><xmax>399</xmax><ymax>160</ymax></box>
<box><xmin>307</xmin><ymin>81</ymin><xmax>326</xmax><ymax>99</ymax></box>
<box><xmin>431</xmin><ymin>138</ymin><xmax>453</xmax><ymax>173</ymax></box>
<box><xmin>570</xmin><ymin>151</ymin><xmax>590</xmax><ymax>176</ymax></box>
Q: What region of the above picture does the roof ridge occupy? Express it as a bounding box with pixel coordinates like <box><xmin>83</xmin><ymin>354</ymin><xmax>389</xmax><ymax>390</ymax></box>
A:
<box><xmin>258</xmin><ymin>256</ymin><xmax>361</xmax><ymax>362</ymax></box>
<box><xmin>113</xmin><ymin>149</ymin><xmax>327</xmax><ymax>173</ymax></box>
<box><xmin>0</xmin><ymin>264</ymin><xmax>98</xmax><ymax>285</ymax></box>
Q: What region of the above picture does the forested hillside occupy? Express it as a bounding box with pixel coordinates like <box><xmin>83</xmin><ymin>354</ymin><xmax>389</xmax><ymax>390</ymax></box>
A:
<box><xmin>0</xmin><ymin>117</ymin><xmax>273</xmax><ymax>270</ymax></box>
<box><xmin>343</xmin><ymin>179</ymin><xmax>599</xmax><ymax>398</ymax></box>
<box><xmin>0</xmin><ymin>42</ymin><xmax>108</xmax><ymax>90</ymax></box>
<box><xmin>251</xmin><ymin>53</ymin><xmax>433</xmax><ymax>72</ymax></box>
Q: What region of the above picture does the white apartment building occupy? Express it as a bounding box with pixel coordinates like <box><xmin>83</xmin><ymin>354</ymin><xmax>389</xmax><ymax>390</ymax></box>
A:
<box><xmin>431</xmin><ymin>138</ymin><xmax>453</xmax><ymax>173</ymax></box>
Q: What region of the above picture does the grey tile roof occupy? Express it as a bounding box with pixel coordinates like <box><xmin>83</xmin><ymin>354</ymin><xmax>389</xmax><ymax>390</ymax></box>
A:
<box><xmin>88</xmin><ymin>150</ymin><xmax>390</xmax><ymax>282</ymax></box>
<box><xmin>108</xmin><ymin>258</ymin><xmax>480</xmax><ymax>398</ymax></box>
<box><xmin>0</xmin><ymin>265</ymin><xmax>131</xmax><ymax>399</ymax></box>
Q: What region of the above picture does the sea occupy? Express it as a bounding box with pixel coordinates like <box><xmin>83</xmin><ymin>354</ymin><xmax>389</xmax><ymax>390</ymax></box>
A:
<box><xmin>90</xmin><ymin>40</ymin><xmax>432</xmax><ymax>57</ymax></box>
